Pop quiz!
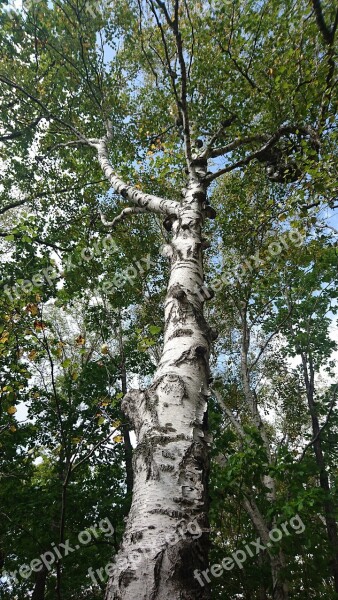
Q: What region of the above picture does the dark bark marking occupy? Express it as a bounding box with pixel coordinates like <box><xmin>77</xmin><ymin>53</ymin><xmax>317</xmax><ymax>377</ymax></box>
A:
<box><xmin>168</xmin><ymin>328</ymin><xmax>194</xmax><ymax>340</ymax></box>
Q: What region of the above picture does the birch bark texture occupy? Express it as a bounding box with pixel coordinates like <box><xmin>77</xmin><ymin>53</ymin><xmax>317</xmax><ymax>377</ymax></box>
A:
<box><xmin>104</xmin><ymin>158</ymin><xmax>213</xmax><ymax>600</ymax></box>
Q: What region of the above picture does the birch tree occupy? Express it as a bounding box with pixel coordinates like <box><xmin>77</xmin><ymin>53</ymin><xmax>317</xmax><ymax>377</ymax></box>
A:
<box><xmin>0</xmin><ymin>0</ymin><xmax>337</xmax><ymax>599</ymax></box>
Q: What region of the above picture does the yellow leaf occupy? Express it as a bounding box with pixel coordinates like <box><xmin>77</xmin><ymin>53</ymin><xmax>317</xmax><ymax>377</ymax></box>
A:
<box><xmin>26</xmin><ymin>303</ymin><xmax>39</xmax><ymax>316</ymax></box>
<box><xmin>76</xmin><ymin>335</ymin><xmax>85</xmax><ymax>346</ymax></box>
<box><xmin>0</xmin><ymin>332</ymin><xmax>9</xmax><ymax>344</ymax></box>
<box><xmin>7</xmin><ymin>406</ymin><xmax>17</xmax><ymax>415</ymax></box>
<box><xmin>10</xmin><ymin>425</ymin><xmax>17</xmax><ymax>432</ymax></box>
<box><xmin>113</xmin><ymin>435</ymin><xmax>123</xmax><ymax>443</ymax></box>
<box><xmin>28</xmin><ymin>350</ymin><xmax>37</xmax><ymax>361</ymax></box>
<box><xmin>111</xmin><ymin>420</ymin><xmax>121</xmax><ymax>428</ymax></box>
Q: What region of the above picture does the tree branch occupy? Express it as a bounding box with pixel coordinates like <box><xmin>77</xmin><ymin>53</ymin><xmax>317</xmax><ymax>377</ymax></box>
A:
<box><xmin>207</xmin><ymin>134</ymin><xmax>269</xmax><ymax>160</ymax></box>
<box><xmin>154</xmin><ymin>0</ymin><xmax>193</xmax><ymax>171</ymax></box>
<box><xmin>212</xmin><ymin>388</ymin><xmax>246</xmax><ymax>439</ymax></box>
<box><xmin>0</xmin><ymin>117</ymin><xmax>43</xmax><ymax>142</ymax></box>
<box><xmin>0</xmin><ymin>199</ymin><xmax>29</xmax><ymax>216</ymax></box>
<box><xmin>205</xmin><ymin>124</ymin><xmax>319</xmax><ymax>183</ymax></box>
<box><xmin>299</xmin><ymin>386</ymin><xmax>337</xmax><ymax>462</ymax></box>
<box><xmin>99</xmin><ymin>206</ymin><xmax>148</xmax><ymax>229</ymax></box>
<box><xmin>249</xmin><ymin>305</ymin><xmax>294</xmax><ymax>371</ymax></box>
<box><xmin>95</xmin><ymin>136</ymin><xmax>179</xmax><ymax>216</ymax></box>
<box><xmin>0</xmin><ymin>74</ymin><xmax>95</xmax><ymax>146</ymax></box>
<box><xmin>312</xmin><ymin>0</ymin><xmax>336</xmax><ymax>45</ymax></box>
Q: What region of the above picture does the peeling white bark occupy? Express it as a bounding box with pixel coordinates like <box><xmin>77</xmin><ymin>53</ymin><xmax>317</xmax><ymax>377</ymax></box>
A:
<box><xmin>96</xmin><ymin>139</ymin><xmax>179</xmax><ymax>217</ymax></box>
<box><xmin>105</xmin><ymin>161</ymin><xmax>212</xmax><ymax>600</ymax></box>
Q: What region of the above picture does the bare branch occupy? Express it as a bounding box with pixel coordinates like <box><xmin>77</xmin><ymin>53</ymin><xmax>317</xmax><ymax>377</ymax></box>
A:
<box><xmin>316</xmin><ymin>223</ymin><xmax>338</xmax><ymax>235</ymax></box>
<box><xmin>100</xmin><ymin>206</ymin><xmax>148</xmax><ymax>229</ymax></box>
<box><xmin>207</xmin><ymin>134</ymin><xmax>269</xmax><ymax>160</ymax></box>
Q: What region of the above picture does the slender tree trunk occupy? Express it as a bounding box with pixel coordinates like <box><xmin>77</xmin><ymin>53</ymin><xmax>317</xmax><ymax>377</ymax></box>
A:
<box><xmin>243</xmin><ymin>498</ymin><xmax>288</xmax><ymax>600</ymax></box>
<box><xmin>301</xmin><ymin>352</ymin><xmax>338</xmax><ymax>592</ymax></box>
<box><xmin>240</xmin><ymin>315</ymin><xmax>288</xmax><ymax>599</ymax></box>
<box><xmin>257</xmin><ymin>553</ymin><xmax>268</xmax><ymax>600</ymax></box>
<box><xmin>270</xmin><ymin>556</ymin><xmax>288</xmax><ymax>600</ymax></box>
<box><xmin>118</xmin><ymin>321</ymin><xmax>134</xmax><ymax>501</ymax></box>
<box><xmin>105</xmin><ymin>165</ymin><xmax>212</xmax><ymax>599</ymax></box>
<box><xmin>31</xmin><ymin>566</ymin><xmax>48</xmax><ymax>600</ymax></box>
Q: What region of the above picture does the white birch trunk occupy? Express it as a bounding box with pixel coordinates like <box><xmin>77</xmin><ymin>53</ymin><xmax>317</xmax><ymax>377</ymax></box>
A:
<box><xmin>105</xmin><ymin>162</ymin><xmax>213</xmax><ymax>599</ymax></box>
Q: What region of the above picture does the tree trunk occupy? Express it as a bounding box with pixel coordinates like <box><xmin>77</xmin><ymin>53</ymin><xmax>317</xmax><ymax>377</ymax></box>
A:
<box><xmin>301</xmin><ymin>352</ymin><xmax>338</xmax><ymax>592</ymax></box>
<box><xmin>243</xmin><ymin>498</ymin><xmax>288</xmax><ymax>600</ymax></box>
<box><xmin>105</xmin><ymin>167</ymin><xmax>212</xmax><ymax>599</ymax></box>
<box><xmin>31</xmin><ymin>566</ymin><xmax>48</xmax><ymax>600</ymax></box>
<box><xmin>270</xmin><ymin>555</ymin><xmax>288</xmax><ymax>600</ymax></box>
<box><xmin>240</xmin><ymin>315</ymin><xmax>288</xmax><ymax>599</ymax></box>
<box><xmin>118</xmin><ymin>322</ymin><xmax>134</xmax><ymax>501</ymax></box>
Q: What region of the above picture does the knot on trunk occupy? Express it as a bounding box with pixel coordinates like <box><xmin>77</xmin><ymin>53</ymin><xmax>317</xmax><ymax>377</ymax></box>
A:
<box><xmin>122</xmin><ymin>389</ymin><xmax>158</xmax><ymax>435</ymax></box>
<box><xmin>208</xmin><ymin>328</ymin><xmax>218</xmax><ymax>341</ymax></box>
<box><xmin>121</xmin><ymin>389</ymin><xmax>144</xmax><ymax>432</ymax></box>
<box><xmin>204</xmin><ymin>205</ymin><xmax>217</xmax><ymax>220</ymax></box>
<box><xmin>179</xmin><ymin>207</ymin><xmax>202</xmax><ymax>231</ymax></box>
<box><xmin>170</xmin><ymin>283</ymin><xmax>186</xmax><ymax>300</ymax></box>
<box><xmin>163</xmin><ymin>215</ymin><xmax>177</xmax><ymax>232</ymax></box>
<box><xmin>175</xmin><ymin>344</ymin><xmax>209</xmax><ymax>366</ymax></box>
